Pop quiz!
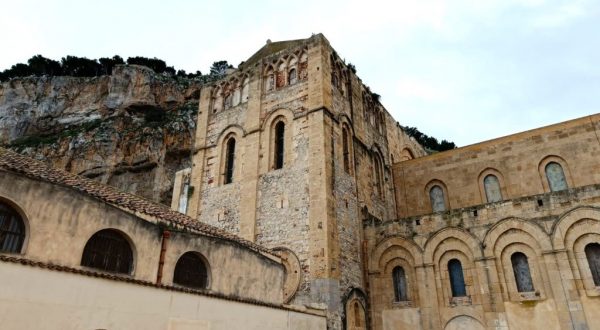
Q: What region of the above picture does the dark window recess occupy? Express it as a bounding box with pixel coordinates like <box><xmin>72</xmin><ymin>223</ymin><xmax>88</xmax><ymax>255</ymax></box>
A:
<box><xmin>585</xmin><ymin>243</ymin><xmax>600</xmax><ymax>286</ymax></box>
<box><xmin>224</xmin><ymin>138</ymin><xmax>236</xmax><ymax>184</ymax></box>
<box><xmin>415</xmin><ymin>219</ymin><xmax>421</xmax><ymax>226</ymax></box>
<box><xmin>0</xmin><ymin>202</ymin><xmax>26</xmax><ymax>253</ymax></box>
<box><xmin>173</xmin><ymin>252</ymin><xmax>209</xmax><ymax>289</ymax></box>
<box><xmin>448</xmin><ymin>259</ymin><xmax>467</xmax><ymax>297</ymax></box>
<box><xmin>81</xmin><ymin>229</ymin><xmax>133</xmax><ymax>274</ymax></box>
<box><xmin>354</xmin><ymin>302</ymin><xmax>361</xmax><ymax>327</ymax></box>
<box><xmin>342</xmin><ymin>127</ymin><xmax>351</xmax><ymax>174</ymax></box>
<box><xmin>537</xmin><ymin>199</ymin><xmax>544</xmax><ymax>207</ymax></box>
<box><xmin>473</xmin><ymin>210</ymin><xmax>478</xmax><ymax>217</ymax></box>
<box><xmin>393</xmin><ymin>266</ymin><xmax>409</xmax><ymax>301</ymax></box>
<box><xmin>274</xmin><ymin>122</ymin><xmax>285</xmax><ymax>169</ymax></box>
<box><xmin>511</xmin><ymin>252</ymin><xmax>535</xmax><ymax>292</ymax></box>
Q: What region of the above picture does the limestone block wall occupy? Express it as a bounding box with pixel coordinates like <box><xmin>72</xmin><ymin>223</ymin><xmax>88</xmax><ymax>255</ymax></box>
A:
<box><xmin>0</xmin><ymin>171</ymin><xmax>285</xmax><ymax>304</ymax></box>
<box><xmin>393</xmin><ymin>114</ymin><xmax>600</xmax><ymax>217</ymax></box>
<box><xmin>0</xmin><ymin>262</ymin><xmax>326</xmax><ymax>330</ymax></box>
<box><xmin>366</xmin><ymin>184</ymin><xmax>600</xmax><ymax>330</ymax></box>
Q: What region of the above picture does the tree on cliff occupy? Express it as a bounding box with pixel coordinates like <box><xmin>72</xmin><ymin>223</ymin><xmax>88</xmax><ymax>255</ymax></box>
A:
<box><xmin>99</xmin><ymin>55</ymin><xmax>124</xmax><ymax>75</ymax></box>
<box><xmin>402</xmin><ymin>126</ymin><xmax>457</xmax><ymax>152</ymax></box>
<box><xmin>209</xmin><ymin>61</ymin><xmax>233</xmax><ymax>79</ymax></box>
<box><xmin>0</xmin><ymin>55</ymin><xmax>231</xmax><ymax>82</ymax></box>
<box><xmin>61</xmin><ymin>56</ymin><xmax>102</xmax><ymax>77</ymax></box>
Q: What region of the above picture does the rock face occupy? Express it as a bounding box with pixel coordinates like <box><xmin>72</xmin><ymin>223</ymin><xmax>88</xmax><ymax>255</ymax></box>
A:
<box><xmin>0</xmin><ymin>65</ymin><xmax>201</xmax><ymax>205</ymax></box>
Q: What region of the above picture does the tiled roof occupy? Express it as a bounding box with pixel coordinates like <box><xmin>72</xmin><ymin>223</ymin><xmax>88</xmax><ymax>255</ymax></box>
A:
<box><xmin>0</xmin><ymin>148</ymin><xmax>276</xmax><ymax>257</ymax></box>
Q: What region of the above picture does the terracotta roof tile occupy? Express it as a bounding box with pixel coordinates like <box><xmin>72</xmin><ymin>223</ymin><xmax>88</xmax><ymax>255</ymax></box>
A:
<box><xmin>0</xmin><ymin>148</ymin><xmax>276</xmax><ymax>257</ymax></box>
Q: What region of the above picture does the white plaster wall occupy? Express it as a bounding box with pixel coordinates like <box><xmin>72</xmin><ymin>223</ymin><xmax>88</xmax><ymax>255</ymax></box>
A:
<box><xmin>0</xmin><ymin>262</ymin><xmax>325</xmax><ymax>330</ymax></box>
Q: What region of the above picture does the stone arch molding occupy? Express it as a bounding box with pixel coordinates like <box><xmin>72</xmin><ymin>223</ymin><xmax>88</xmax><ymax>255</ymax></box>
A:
<box><xmin>483</xmin><ymin>217</ymin><xmax>552</xmax><ymax>257</ymax></box>
<box><xmin>423</xmin><ymin>227</ymin><xmax>482</xmax><ymax>264</ymax></box>
<box><xmin>552</xmin><ymin>207</ymin><xmax>600</xmax><ymax>250</ymax></box>
<box><xmin>444</xmin><ymin>315</ymin><xmax>485</xmax><ymax>330</ymax></box>
<box><xmin>370</xmin><ymin>236</ymin><xmax>424</xmax><ymax>272</ymax></box>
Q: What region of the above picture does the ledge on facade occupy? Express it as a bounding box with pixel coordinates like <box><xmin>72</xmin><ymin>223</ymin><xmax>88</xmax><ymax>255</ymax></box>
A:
<box><xmin>380</xmin><ymin>183</ymin><xmax>600</xmax><ymax>227</ymax></box>
<box><xmin>0</xmin><ymin>254</ymin><xmax>319</xmax><ymax>315</ymax></box>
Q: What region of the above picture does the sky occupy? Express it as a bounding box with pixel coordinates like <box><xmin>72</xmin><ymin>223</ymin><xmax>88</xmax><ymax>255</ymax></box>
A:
<box><xmin>1</xmin><ymin>0</ymin><xmax>599</xmax><ymax>146</ymax></box>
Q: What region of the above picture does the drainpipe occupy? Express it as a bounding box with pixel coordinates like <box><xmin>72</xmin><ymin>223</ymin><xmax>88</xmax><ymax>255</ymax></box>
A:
<box><xmin>156</xmin><ymin>230</ymin><xmax>171</xmax><ymax>284</ymax></box>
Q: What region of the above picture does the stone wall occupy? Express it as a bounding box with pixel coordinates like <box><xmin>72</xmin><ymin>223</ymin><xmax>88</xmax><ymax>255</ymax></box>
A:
<box><xmin>0</xmin><ymin>170</ymin><xmax>285</xmax><ymax>304</ymax></box>
<box><xmin>393</xmin><ymin>114</ymin><xmax>600</xmax><ymax>217</ymax></box>
<box><xmin>0</xmin><ymin>261</ymin><xmax>326</xmax><ymax>330</ymax></box>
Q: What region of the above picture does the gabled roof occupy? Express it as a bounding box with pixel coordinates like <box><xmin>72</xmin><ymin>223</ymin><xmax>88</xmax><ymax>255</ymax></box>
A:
<box><xmin>0</xmin><ymin>147</ymin><xmax>276</xmax><ymax>257</ymax></box>
<box><xmin>240</xmin><ymin>37</ymin><xmax>309</xmax><ymax>70</ymax></box>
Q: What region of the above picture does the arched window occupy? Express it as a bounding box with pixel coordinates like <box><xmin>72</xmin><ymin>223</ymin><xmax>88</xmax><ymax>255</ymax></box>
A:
<box><xmin>276</xmin><ymin>62</ymin><xmax>286</xmax><ymax>88</ymax></box>
<box><xmin>511</xmin><ymin>252</ymin><xmax>535</xmax><ymax>292</ymax></box>
<box><xmin>81</xmin><ymin>229</ymin><xmax>133</xmax><ymax>274</ymax></box>
<box><xmin>585</xmin><ymin>243</ymin><xmax>600</xmax><ymax>286</ymax></box>
<box><xmin>0</xmin><ymin>202</ymin><xmax>25</xmax><ymax>253</ymax></box>
<box><xmin>373</xmin><ymin>154</ymin><xmax>384</xmax><ymax>198</ymax></box>
<box><xmin>484</xmin><ymin>174</ymin><xmax>502</xmax><ymax>203</ymax></box>
<box><xmin>393</xmin><ymin>266</ymin><xmax>408</xmax><ymax>301</ymax></box>
<box><xmin>232</xmin><ymin>83</ymin><xmax>241</xmax><ymax>107</ymax></box>
<box><xmin>265</xmin><ymin>66</ymin><xmax>275</xmax><ymax>92</ymax></box>
<box><xmin>342</xmin><ymin>127</ymin><xmax>351</xmax><ymax>174</ymax></box>
<box><xmin>173</xmin><ymin>252</ymin><xmax>209</xmax><ymax>289</ymax></box>
<box><xmin>354</xmin><ymin>301</ymin><xmax>361</xmax><ymax>327</ymax></box>
<box><xmin>429</xmin><ymin>185</ymin><xmax>446</xmax><ymax>213</ymax></box>
<box><xmin>224</xmin><ymin>93</ymin><xmax>233</xmax><ymax>110</ymax></box>
<box><xmin>288</xmin><ymin>68</ymin><xmax>297</xmax><ymax>85</ymax></box>
<box><xmin>448</xmin><ymin>259</ymin><xmax>466</xmax><ymax>297</ymax></box>
<box><xmin>224</xmin><ymin>137</ymin><xmax>236</xmax><ymax>184</ymax></box>
<box><xmin>274</xmin><ymin>121</ymin><xmax>285</xmax><ymax>170</ymax></box>
<box><xmin>241</xmin><ymin>77</ymin><xmax>249</xmax><ymax>102</ymax></box>
<box><xmin>545</xmin><ymin>162</ymin><xmax>568</xmax><ymax>192</ymax></box>
<box><xmin>212</xmin><ymin>87</ymin><xmax>223</xmax><ymax>113</ymax></box>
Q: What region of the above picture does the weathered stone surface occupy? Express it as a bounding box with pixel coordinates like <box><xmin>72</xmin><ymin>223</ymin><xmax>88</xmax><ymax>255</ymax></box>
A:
<box><xmin>0</xmin><ymin>65</ymin><xmax>202</xmax><ymax>204</ymax></box>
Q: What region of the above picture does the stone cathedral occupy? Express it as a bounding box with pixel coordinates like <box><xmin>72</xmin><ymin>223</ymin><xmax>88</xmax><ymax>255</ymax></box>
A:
<box><xmin>168</xmin><ymin>34</ymin><xmax>600</xmax><ymax>329</ymax></box>
<box><xmin>1</xmin><ymin>33</ymin><xmax>600</xmax><ymax>330</ymax></box>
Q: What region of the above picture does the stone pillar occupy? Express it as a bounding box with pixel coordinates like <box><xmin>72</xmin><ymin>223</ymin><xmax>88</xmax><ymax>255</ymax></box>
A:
<box><xmin>237</xmin><ymin>72</ymin><xmax>262</xmax><ymax>242</ymax></box>
<box><xmin>186</xmin><ymin>86</ymin><xmax>211</xmax><ymax>219</ymax></box>
<box><xmin>417</xmin><ymin>264</ymin><xmax>442</xmax><ymax>330</ymax></box>
<box><xmin>546</xmin><ymin>250</ymin><xmax>589</xmax><ymax>330</ymax></box>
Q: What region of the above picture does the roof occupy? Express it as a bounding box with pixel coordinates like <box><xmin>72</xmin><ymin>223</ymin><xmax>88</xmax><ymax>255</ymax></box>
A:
<box><xmin>0</xmin><ymin>147</ymin><xmax>277</xmax><ymax>257</ymax></box>
<box><xmin>240</xmin><ymin>37</ymin><xmax>310</xmax><ymax>70</ymax></box>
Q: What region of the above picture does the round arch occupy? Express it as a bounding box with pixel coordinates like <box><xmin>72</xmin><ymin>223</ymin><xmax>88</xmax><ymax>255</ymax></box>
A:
<box><xmin>423</xmin><ymin>227</ymin><xmax>482</xmax><ymax>264</ymax></box>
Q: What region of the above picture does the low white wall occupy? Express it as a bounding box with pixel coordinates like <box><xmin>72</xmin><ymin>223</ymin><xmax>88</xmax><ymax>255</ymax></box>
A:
<box><xmin>0</xmin><ymin>262</ymin><xmax>325</xmax><ymax>330</ymax></box>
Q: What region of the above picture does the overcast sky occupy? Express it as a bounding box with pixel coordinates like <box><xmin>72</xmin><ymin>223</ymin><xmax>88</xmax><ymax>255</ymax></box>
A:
<box><xmin>2</xmin><ymin>0</ymin><xmax>598</xmax><ymax>146</ymax></box>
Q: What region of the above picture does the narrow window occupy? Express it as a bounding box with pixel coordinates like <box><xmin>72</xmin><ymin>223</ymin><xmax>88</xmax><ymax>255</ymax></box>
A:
<box><xmin>511</xmin><ymin>252</ymin><xmax>535</xmax><ymax>292</ymax></box>
<box><xmin>241</xmin><ymin>77</ymin><xmax>249</xmax><ymax>102</ymax></box>
<box><xmin>585</xmin><ymin>243</ymin><xmax>600</xmax><ymax>286</ymax></box>
<box><xmin>288</xmin><ymin>68</ymin><xmax>297</xmax><ymax>85</ymax></box>
<box><xmin>448</xmin><ymin>259</ymin><xmax>466</xmax><ymax>297</ymax></box>
<box><xmin>0</xmin><ymin>202</ymin><xmax>25</xmax><ymax>253</ymax></box>
<box><xmin>429</xmin><ymin>185</ymin><xmax>446</xmax><ymax>212</ymax></box>
<box><xmin>545</xmin><ymin>162</ymin><xmax>568</xmax><ymax>191</ymax></box>
<box><xmin>354</xmin><ymin>302</ymin><xmax>361</xmax><ymax>327</ymax></box>
<box><xmin>342</xmin><ymin>127</ymin><xmax>351</xmax><ymax>174</ymax></box>
<box><xmin>224</xmin><ymin>93</ymin><xmax>233</xmax><ymax>110</ymax></box>
<box><xmin>173</xmin><ymin>252</ymin><xmax>208</xmax><ymax>289</ymax></box>
<box><xmin>81</xmin><ymin>229</ymin><xmax>133</xmax><ymax>274</ymax></box>
<box><xmin>276</xmin><ymin>63</ymin><xmax>286</xmax><ymax>88</ymax></box>
<box><xmin>373</xmin><ymin>154</ymin><xmax>384</xmax><ymax>198</ymax></box>
<box><xmin>393</xmin><ymin>266</ymin><xmax>408</xmax><ymax>301</ymax></box>
<box><xmin>274</xmin><ymin>122</ymin><xmax>285</xmax><ymax>169</ymax></box>
<box><xmin>267</xmin><ymin>74</ymin><xmax>275</xmax><ymax>91</ymax></box>
<box><xmin>484</xmin><ymin>174</ymin><xmax>502</xmax><ymax>203</ymax></box>
<box><xmin>224</xmin><ymin>138</ymin><xmax>236</xmax><ymax>184</ymax></box>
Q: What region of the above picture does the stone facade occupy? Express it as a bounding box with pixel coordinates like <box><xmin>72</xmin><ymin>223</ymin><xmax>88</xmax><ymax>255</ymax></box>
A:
<box><xmin>173</xmin><ymin>34</ymin><xmax>600</xmax><ymax>329</ymax></box>
<box><xmin>370</xmin><ymin>114</ymin><xmax>600</xmax><ymax>330</ymax></box>
<box><xmin>0</xmin><ymin>148</ymin><xmax>326</xmax><ymax>329</ymax></box>
<box><xmin>174</xmin><ymin>34</ymin><xmax>426</xmax><ymax>328</ymax></box>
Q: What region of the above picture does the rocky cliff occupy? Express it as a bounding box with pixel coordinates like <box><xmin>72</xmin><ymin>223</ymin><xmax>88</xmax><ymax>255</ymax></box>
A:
<box><xmin>0</xmin><ymin>65</ymin><xmax>201</xmax><ymax>205</ymax></box>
